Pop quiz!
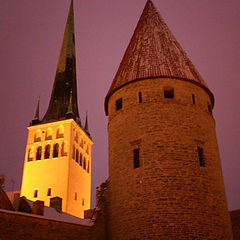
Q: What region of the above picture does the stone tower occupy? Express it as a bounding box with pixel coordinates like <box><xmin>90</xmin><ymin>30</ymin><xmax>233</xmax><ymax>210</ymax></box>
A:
<box><xmin>105</xmin><ymin>1</ymin><xmax>233</xmax><ymax>239</ymax></box>
<box><xmin>21</xmin><ymin>0</ymin><xmax>92</xmax><ymax>218</ymax></box>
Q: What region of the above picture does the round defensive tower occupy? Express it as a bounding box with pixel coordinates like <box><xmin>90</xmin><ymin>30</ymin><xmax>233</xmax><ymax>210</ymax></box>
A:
<box><xmin>105</xmin><ymin>1</ymin><xmax>233</xmax><ymax>239</ymax></box>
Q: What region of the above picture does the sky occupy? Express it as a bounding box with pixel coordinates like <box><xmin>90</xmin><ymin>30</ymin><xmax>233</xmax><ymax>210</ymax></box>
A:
<box><xmin>0</xmin><ymin>0</ymin><xmax>239</xmax><ymax>210</ymax></box>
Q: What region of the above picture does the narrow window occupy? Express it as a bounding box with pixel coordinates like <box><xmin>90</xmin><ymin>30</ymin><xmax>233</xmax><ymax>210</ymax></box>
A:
<box><xmin>192</xmin><ymin>94</ymin><xmax>195</xmax><ymax>104</ymax></box>
<box><xmin>72</xmin><ymin>145</ymin><xmax>75</xmax><ymax>159</ymax></box>
<box><xmin>44</xmin><ymin>145</ymin><xmax>50</xmax><ymax>159</ymax></box>
<box><xmin>80</xmin><ymin>153</ymin><xmax>83</xmax><ymax>166</ymax></box>
<box><xmin>116</xmin><ymin>98</ymin><xmax>122</xmax><ymax>111</ymax></box>
<box><xmin>28</xmin><ymin>148</ymin><xmax>33</xmax><ymax>161</ymax></box>
<box><xmin>36</xmin><ymin>147</ymin><xmax>42</xmax><ymax>160</ymax></box>
<box><xmin>164</xmin><ymin>87</ymin><xmax>174</xmax><ymax>98</ymax></box>
<box><xmin>83</xmin><ymin>158</ymin><xmax>86</xmax><ymax>170</ymax></box>
<box><xmin>53</xmin><ymin>143</ymin><xmax>59</xmax><ymax>158</ymax></box>
<box><xmin>197</xmin><ymin>147</ymin><xmax>205</xmax><ymax>167</ymax></box>
<box><xmin>208</xmin><ymin>104</ymin><xmax>212</xmax><ymax>114</ymax></box>
<box><xmin>133</xmin><ymin>149</ymin><xmax>140</xmax><ymax>169</ymax></box>
<box><xmin>34</xmin><ymin>190</ymin><xmax>38</xmax><ymax>198</ymax></box>
<box><xmin>87</xmin><ymin>161</ymin><xmax>90</xmax><ymax>173</ymax></box>
<box><xmin>75</xmin><ymin>192</ymin><xmax>77</xmax><ymax>201</ymax></box>
<box><xmin>76</xmin><ymin>149</ymin><xmax>79</xmax><ymax>163</ymax></box>
<box><xmin>138</xmin><ymin>92</ymin><xmax>142</xmax><ymax>103</ymax></box>
<box><xmin>47</xmin><ymin>188</ymin><xmax>51</xmax><ymax>196</ymax></box>
<box><xmin>82</xmin><ymin>198</ymin><xmax>85</xmax><ymax>206</ymax></box>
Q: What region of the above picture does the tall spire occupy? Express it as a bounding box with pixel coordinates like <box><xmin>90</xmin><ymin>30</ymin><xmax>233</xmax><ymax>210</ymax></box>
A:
<box><xmin>42</xmin><ymin>0</ymin><xmax>80</xmax><ymax>123</ymax></box>
<box><xmin>105</xmin><ymin>0</ymin><xmax>214</xmax><ymax>115</ymax></box>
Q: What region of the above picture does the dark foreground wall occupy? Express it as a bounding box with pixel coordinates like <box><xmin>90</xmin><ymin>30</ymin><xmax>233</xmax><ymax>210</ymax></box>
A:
<box><xmin>0</xmin><ymin>209</ymin><xmax>105</xmax><ymax>240</ymax></box>
<box><xmin>230</xmin><ymin>209</ymin><xmax>240</xmax><ymax>240</ymax></box>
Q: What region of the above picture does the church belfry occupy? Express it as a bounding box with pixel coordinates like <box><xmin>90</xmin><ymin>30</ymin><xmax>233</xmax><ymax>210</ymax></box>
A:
<box><xmin>21</xmin><ymin>0</ymin><xmax>92</xmax><ymax>218</ymax></box>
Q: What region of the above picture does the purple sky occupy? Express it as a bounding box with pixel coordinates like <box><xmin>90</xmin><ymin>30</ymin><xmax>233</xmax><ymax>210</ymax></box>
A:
<box><xmin>0</xmin><ymin>0</ymin><xmax>239</xmax><ymax>210</ymax></box>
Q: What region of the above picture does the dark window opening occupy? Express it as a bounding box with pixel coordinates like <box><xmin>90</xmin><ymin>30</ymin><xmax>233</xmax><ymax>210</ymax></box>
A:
<box><xmin>53</xmin><ymin>143</ymin><xmax>59</xmax><ymax>158</ymax></box>
<box><xmin>75</xmin><ymin>192</ymin><xmax>77</xmax><ymax>201</ymax></box>
<box><xmin>47</xmin><ymin>188</ymin><xmax>51</xmax><ymax>196</ymax></box>
<box><xmin>208</xmin><ymin>104</ymin><xmax>212</xmax><ymax>114</ymax></box>
<box><xmin>82</xmin><ymin>198</ymin><xmax>85</xmax><ymax>206</ymax></box>
<box><xmin>164</xmin><ymin>87</ymin><xmax>174</xmax><ymax>98</ymax></box>
<box><xmin>116</xmin><ymin>98</ymin><xmax>122</xmax><ymax>111</ymax></box>
<box><xmin>36</xmin><ymin>147</ymin><xmax>42</xmax><ymax>160</ymax></box>
<box><xmin>44</xmin><ymin>145</ymin><xmax>50</xmax><ymax>159</ymax></box>
<box><xmin>138</xmin><ymin>92</ymin><xmax>142</xmax><ymax>103</ymax></box>
<box><xmin>80</xmin><ymin>153</ymin><xmax>83</xmax><ymax>166</ymax></box>
<box><xmin>192</xmin><ymin>94</ymin><xmax>195</xmax><ymax>104</ymax></box>
<box><xmin>133</xmin><ymin>149</ymin><xmax>140</xmax><ymax>169</ymax></box>
<box><xmin>198</xmin><ymin>147</ymin><xmax>205</xmax><ymax>167</ymax></box>
<box><xmin>72</xmin><ymin>145</ymin><xmax>75</xmax><ymax>159</ymax></box>
<box><xmin>83</xmin><ymin>158</ymin><xmax>86</xmax><ymax>170</ymax></box>
<box><xmin>76</xmin><ymin>149</ymin><xmax>79</xmax><ymax>163</ymax></box>
<box><xmin>34</xmin><ymin>190</ymin><xmax>38</xmax><ymax>198</ymax></box>
<box><xmin>87</xmin><ymin>161</ymin><xmax>90</xmax><ymax>173</ymax></box>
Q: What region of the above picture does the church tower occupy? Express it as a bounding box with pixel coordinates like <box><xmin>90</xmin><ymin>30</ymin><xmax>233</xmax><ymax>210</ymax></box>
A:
<box><xmin>105</xmin><ymin>1</ymin><xmax>233</xmax><ymax>239</ymax></box>
<box><xmin>21</xmin><ymin>0</ymin><xmax>92</xmax><ymax>218</ymax></box>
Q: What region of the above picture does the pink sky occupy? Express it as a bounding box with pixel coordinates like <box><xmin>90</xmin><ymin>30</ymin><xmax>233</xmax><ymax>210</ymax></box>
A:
<box><xmin>0</xmin><ymin>0</ymin><xmax>239</xmax><ymax>210</ymax></box>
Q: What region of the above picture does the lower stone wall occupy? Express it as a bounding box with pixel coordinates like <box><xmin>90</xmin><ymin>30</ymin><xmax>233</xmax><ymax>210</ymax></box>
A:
<box><xmin>0</xmin><ymin>209</ymin><xmax>103</xmax><ymax>240</ymax></box>
<box><xmin>230</xmin><ymin>210</ymin><xmax>240</xmax><ymax>240</ymax></box>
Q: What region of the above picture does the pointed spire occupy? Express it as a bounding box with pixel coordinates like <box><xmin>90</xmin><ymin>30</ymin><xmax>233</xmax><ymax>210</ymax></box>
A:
<box><xmin>84</xmin><ymin>112</ymin><xmax>90</xmax><ymax>136</ymax></box>
<box><xmin>31</xmin><ymin>97</ymin><xmax>40</xmax><ymax>125</ymax></box>
<box><xmin>105</xmin><ymin>0</ymin><xmax>214</xmax><ymax>115</ymax></box>
<box><xmin>42</xmin><ymin>0</ymin><xmax>80</xmax><ymax>123</ymax></box>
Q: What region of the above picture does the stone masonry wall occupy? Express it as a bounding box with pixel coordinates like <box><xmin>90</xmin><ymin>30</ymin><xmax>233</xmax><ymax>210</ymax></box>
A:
<box><xmin>0</xmin><ymin>209</ymin><xmax>106</xmax><ymax>240</ymax></box>
<box><xmin>107</xmin><ymin>78</ymin><xmax>233</xmax><ymax>239</ymax></box>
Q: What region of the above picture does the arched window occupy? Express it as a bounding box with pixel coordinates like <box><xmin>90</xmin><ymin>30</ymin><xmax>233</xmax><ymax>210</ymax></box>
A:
<box><xmin>53</xmin><ymin>143</ymin><xmax>59</xmax><ymax>158</ymax></box>
<box><xmin>28</xmin><ymin>147</ymin><xmax>34</xmax><ymax>161</ymax></box>
<box><xmin>83</xmin><ymin>157</ymin><xmax>86</xmax><ymax>170</ymax></box>
<box><xmin>72</xmin><ymin>145</ymin><xmax>75</xmax><ymax>159</ymax></box>
<box><xmin>61</xmin><ymin>142</ymin><xmax>67</xmax><ymax>156</ymax></box>
<box><xmin>75</xmin><ymin>132</ymin><xmax>79</xmax><ymax>143</ymax></box>
<box><xmin>76</xmin><ymin>149</ymin><xmax>79</xmax><ymax>163</ymax></box>
<box><xmin>36</xmin><ymin>147</ymin><xmax>42</xmax><ymax>160</ymax></box>
<box><xmin>80</xmin><ymin>139</ymin><xmax>83</xmax><ymax>148</ymax></box>
<box><xmin>87</xmin><ymin>161</ymin><xmax>90</xmax><ymax>173</ymax></box>
<box><xmin>86</xmin><ymin>145</ymin><xmax>89</xmax><ymax>155</ymax></box>
<box><xmin>45</xmin><ymin>128</ymin><xmax>53</xmax><ymax>140</ymax></box>
<box><xmin>56</xmin><ymin>126</ymin><xmax>64</xmax><ymax>138</ymax></box>
<box><xmin>34</xmin><ymin>129</ymin><xmax>41</xmax><ymax>142</ymax></box>
<box><xmin>44</xmin><ymin>145</ymin><xmax>50</xmax><ymax>159</ymax></box>
<box><xmin>80</xmin><ymin>153</ymin><xmax>83</xmax><ymax>166</ymax></box>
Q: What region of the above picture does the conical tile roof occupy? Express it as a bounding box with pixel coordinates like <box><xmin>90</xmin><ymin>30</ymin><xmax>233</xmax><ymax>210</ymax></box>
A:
<box><xmin>42</xmin><ymin>0</ymin><xmax>80</xmax><ymax>123</ymax></box>
<box><xmin>105</xmin><ymin>0</ymin><xmax>214</xmax><ymax>115</ymax></box>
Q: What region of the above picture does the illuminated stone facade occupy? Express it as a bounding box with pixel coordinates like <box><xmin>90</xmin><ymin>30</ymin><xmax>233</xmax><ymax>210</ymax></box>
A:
<box><xmin>21</xmin><ymin>119</ymin><xmax>92</xmax><ymax>218</ymax></box>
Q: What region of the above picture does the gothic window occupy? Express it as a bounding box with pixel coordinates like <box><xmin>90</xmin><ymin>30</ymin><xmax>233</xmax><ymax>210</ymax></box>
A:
<box><xmin>56</xmin><ymin>126</ymin><xmax>64</xmax><ymax>138</ymax></box>
<box><xmin>53</xmin><ymin>143</ymin><xmax>59</xmax><ymax>158</ymax></box>
<box><xmin>197</xmin><ymin>147</ymin><xmax>205</xmax><ymax>167</ymax></box>
<box><xmin>82</xmin><ymin>198</ymin><xmax>85</xmax><ymax>206</ymax></box>
<box><xmin>116</xmin><ymin>98</ymin><xmax>122</xmax><ymax>111</ymax></box>
<box><xmin>80</xmin><ymin>153</ymin><xmax>83</xmax><ymax>166</ymax></box>
<box><xmin>61</xmin><ymin>142</ymin><xmax>67</xmax><ymax>157</ymax></box>
<box><xmin>34</xmin><ymin>129</ymin><xmax>41</xmax><ymax>142</ymax></box>
<box><xmin>83</xmin><ymin>158</ymin><xmax>86</xmax><ymax>170</ymax></box>
<box><xmin>192</xmin><ymin>94</ymin><xmax>195</xmax><ymax>104</ymax></box>
<box><xmin>45</xmin><ymin>128</ymin><xmax>53</xmax><ymax>140</ymax></box>
<box><xmin>86</xmin><ymin>145</ymin><xmax>89</xmax><ymax>155</ymax></box>
<box><xmin>75</xmin><ymin>192</ymin><xmax>77</xmax><ymax>201</ymax></box>
<box><xmin>47</xmin><ymin>188</ymin><xmax>51</xmax><ymax>196</ymax></box>
<box><xmin>28</xmin><ymin>147</ymin><xmax>33</xmax><ymax>161</ymax></box>
<box><xmin>75</xmin><ymin>132</ymin><xmax>79</xmax><ymax>143</ymax></box>
<box><xmin>34</xmin><ymin>190</ymin><xmax>38</xmax><ymax>198</ymax></box>
<box><xmin>76</xmin><ymin>149</ymin><xmax>79</xmax><ymax>163</ymax></box>
<box><xmin>36</xmin><ymin>147</ymin><xmax>42</xmax><ymax>160</ymax></box>
<box><xmin>164</xmin><ymin>87</ymin><xmax>174</xmax><ymax>98</ymax></box>
<box><xmin>72</xmin><ymin>145</ymin><xmax>75</xmax><ymax>159</ymax></box>
<box><xmin>138</xmin><ymin>92</ymin><xmax>142</xmax><ymax>103</ymax></box>
<box><xmin>87</xmin><ymin>161</ymin><xmax>90</xmax><ymax>173</ymax></box>
<box><xmin>133</xmin><ymin>149</ymin><xmax>140</xmax><ymax>169</ymax></box>
<box><xmin>80</xmin><ymin>139</ymin><xmax>83</xmax><ymax>148</ymax></box>
<box><xmin>44</xmin><ymin>145</ymin><xmax>50</xmax><ymax>159</ymax></box>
